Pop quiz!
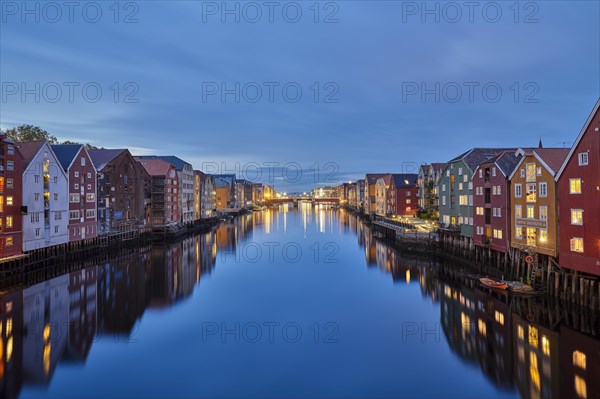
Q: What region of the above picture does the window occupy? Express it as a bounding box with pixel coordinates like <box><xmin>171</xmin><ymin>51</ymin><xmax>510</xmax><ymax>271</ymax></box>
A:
<box><xmin>479</xmin><ymin>170</ymin><xmax>483</xmax><ymax>178</ymax></box>
<box><xmin>6</xmin><ymin>196</ymin><xmax>13</xmax><ymax>206</ymax></box>
<box><xmin>570</xmin><ymin>238</ymin><xmax>584</xmax><ymax>253</ymax></box>
<box><xmin>442</xmin><ymin>196</ymin><xmax>446</xmax><ymax>206</ymax></box>
<box><xmin>81</xmin><ymin>157</ymin><xmax>86</xmax><ymax>166</ymax></box>
<box><xmin>30</xmin><ymin>213</ymin><xmax>40</xmax><ymax>223</ymax></box>
<box><xmin>539</xmin><ymin>206</ymin><xmax>548</xmax><ymax>220</ymax></box>
<box><xmin>571</xmin><ymin>209</ymin><xmax>583</xmax><ymax>225</ymax></box>
<box><xmin>69</xmin><ymin>210</ymin><xmax>80</xmax><ymax>220</ymax></box>
<box><xmin>526</xmin><ymin>163</ymin><xmax>536</xmax><ymax>182</ymax></box>
<box><xmin>406</xmin><ymin>199</ymin><xmax>411</xmax><ymax>204</ymax></box>
<box><xmin>468</xmin><ymin>195</ymin><xmax>473</xmax><ymax>206</ymax></box>
<box><xmin>578</xmin><ymin>152</ymin><xmax>588</xmax><ymax>166</ymax></box>
<box><xmin>515</xmin><ymin>225</ymin><xmax>523</xmax><ymax>239</ymax></box>
<box><xmin>463</xmin><ymin>174</ymin><xmax>468</xmax><ymax>182</ymax></box>
<box><xmin>53</xmin><ymin>176</ymin><xmax>58</xmax><ymax>184</ymax></box>
<box><xmin>34</xmin><ymin>175</ymin><xmax>40</xmax><ymax>183</ymax></box>
<box><xmin>6</xmin><ymin>178</ymin><xmax>13</xmax><ymax>189</ymax></box>
<box><xmin>446</xmin><ymin>170</ymin><xmax>450</xmax><ymax>177</ymax></box>
<box><xmin>526</xmin><ymin>183</ymin><xmax>536</xmax><ymax>202</ymax></box>
<box><xmin>87</xmin><ymin>172</ymin><xmax>92</xmax><ymax>178</ymax></box>
<box><xmin>53</xmin><ymin>193</ymin><xmax>58</xmax><ymax>201</ymax></box>
<box><xmin>476</xmin><ymin>207</ymin><xmax>484</xmax><ymax>215</ymax></box>
<box><xmin>515</xmin><ymin>205</ymin><xmax>522</xmax><ymax>218</ymax></box>
<box><xmin>573</xmin><ymin>351</ymin><xmax>586</xmax><ymax>369</ymax></box>
<box><xmin>442</xmin><ymin>184</ymin><xmax>446</xmax><ymax>192</ymax></box>
<box><xmin>87</xmin><ymin>184</ymin><xmax>92</xmax><ymax>190</ymax></box>
<box><xmin>570</xmin><ymin>179</ymin><xmax>582</xmax><ymax>194</ymax></box>
<box><xmin>541</xmin><ymin>336</ymin><xmax>550</xmax><ymax>356</ymax></box>
<box><xmin>6</xmin><ymin>216</ymin><xmax>13</xmax><ymax>228</ymax></box>
<box><xmin>34</xmin><ymin>193</ymin><xmax>40</xmax><ymax>201</ymax></box>
<box><xmin>458</xmin><ymin>167</ymin><xmax>463</xmax><ymax>175</ymax></box>
<box><xmin>497</xmin><ymin>186</ymin><xmax>501</xmax><ymax>195</ymax></box>
<box><xmin>520</xmin><ymin>169</ymin><xmax>525</xmax><ymax>178</ymax></box>
<box><xmin>497</xmin><ymin>208</ymin><xmax>502</xmax><ymax>217</ymax></box>
<box><xmin>54</xmin><ymin>226</ymin><xmax>59</xmax><ymax>234</ymax></box>
<box><xmin>86</xmin><ymin>193</ymin><xmax>95</xmax><ymax>202</ymax></box>
<box><xmin>70</xmin><ymin>194</ymin><xmax>80</xmax><ymax>203</ymax></box>
<box><xmin>539</xmin><ymin>182</ymin><xmax>547</xmax><ymax>197</ymax></box>
<box><xmin>539</xmin><ymin>229</ymin><xmax>548</xmax><ymax>243</ymax></box>
<box><xmin>35</xmin><ymin>228</ymin><xmax>40</xmax><ymax>237</ymax></box>
<box><xmin>86</xmin><ymin>209</ymin><xmax>96</xmax><ymax>219</ymax></box>
<box><xmin>74</xmin><ymin>183</ymin><xmax>79</xmax><ymax>190</ymax></box>
<box><xmin>492</xmin><ymin>186</ymin><xmax>497</xmax><ymax>195</ymax></box>
<box><xmin>515</xmin><ymin>184</ymin><xmax>522</xmax><ymax>198</ymax></box>
<box><xmin>493</xmin><ymin>229</ymin><xmax>503</xmax><ymax>239</ymax></box>
<box><xmin>6</xmin><ymin>161</ymin><xmax>14</xmax><ymax>171</ymax></box>
<box><xmin>469</xmin><ymin>217</ymin><xmax>473</xmax><ymax>225</ymax></box>
<box><xmin>459</xmin><ymin>195</ymin><xmax>468</xmax><ymax>205</ymax></box>
<box><xmin>6</xmin><ymin>236</ymin><xmax>13</xmax><ymax>246</ymax></box>
<box><xmin>7</xmin><ymin>144</ymin><xmax>14</xmax><ymax>155</ymax></box>
<box><xmin>536</xmin><ymin>166</ymin><xmax>542</xmax><ymax>176</ymax></box>
<box><xmin>575</xmin><ymin>375</ymin><xmax>587</xmax><ymax>399</ymax></box>
<box><xmin>54</xmin><ymin>212</ymin><xmax>62</xmax><ymax>220</ymax></box>
<box><xmin>74</xmin><ymin>171</ymin><xmax>79</xmax><ymax>178</ymax></box>
<box><xmin>493</xmin><ymin>208</ymin><xmax>497</xmax><ymax>217</ymax></box>
<box><xmin>527</xmin><ymin>206</ymin><xmax>535</xmax><ymax>219</ymax></box>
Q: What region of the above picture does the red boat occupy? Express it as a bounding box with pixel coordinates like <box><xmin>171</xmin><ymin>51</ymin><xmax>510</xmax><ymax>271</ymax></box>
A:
<box><xmin>479</xmin><ymin>277</ymin><xmax>508</xmax><ymax>290</ymax></box>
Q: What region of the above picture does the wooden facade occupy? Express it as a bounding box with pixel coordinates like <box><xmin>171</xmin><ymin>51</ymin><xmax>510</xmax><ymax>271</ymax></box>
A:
<box><xmin>556</xmin><ymin>99</ymin><xmax>600</xmax><ymax>276</ymax></box>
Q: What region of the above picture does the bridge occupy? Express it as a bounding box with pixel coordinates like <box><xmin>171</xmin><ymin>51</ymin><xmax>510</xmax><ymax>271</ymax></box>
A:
<box><xmin>266</xmin><ymin>197</ymin><xmax>339</xmax><ymax>204</ymax></box>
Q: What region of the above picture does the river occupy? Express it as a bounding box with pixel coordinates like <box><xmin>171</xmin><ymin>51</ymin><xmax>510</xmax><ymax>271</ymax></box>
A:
<box><xmin>1</xmin><ymin>204</ymin><xmax>597</xmax><ymax>398</ymax></box>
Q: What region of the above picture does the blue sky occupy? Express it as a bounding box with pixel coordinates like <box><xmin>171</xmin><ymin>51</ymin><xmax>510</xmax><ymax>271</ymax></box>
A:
<box><xmin>1</xmin><ymin>1</ymin><xmax>598</xmax><ymax>191</ymax></box>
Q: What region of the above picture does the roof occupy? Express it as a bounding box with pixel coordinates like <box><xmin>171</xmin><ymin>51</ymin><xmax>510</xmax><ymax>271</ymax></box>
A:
<box><xmin>211</xmin><ymin>174</ymin><xmax>236</xmax><ymax>184</ymax></box>
<box><xmin>136</xmin><ymin>155</ymin><xmax>191</xmax><ymax>171</ymax></box>
<box><xmin>88</xmin><ymin>149</ymin><xmax>128</xmax><ymax>170</ymax></box>
<box><xmin>391</xmin><ymin>173</ymin><xmax>418</xmax><ymax>188</ymax></box>
<box><xmin>532</xmin><ymin>148</ymin><xmax>570</xmax><ymax>174</ymax></box>
<box><xmin>556</xmin><ymin>98</ymin><xmax>600</xmax><ymax>180</ymax></box>
<box><xmin>135</xmin><ymin>157</ymin><xmax>174</xmax><ymax>176</ymax></box>
<box><xmin>448</xmin><ymin>148</ymin><xmax>515</xmax><ymax>172</ymax></box>
<box><xmin>365</xmin><ymin>173</ymin><xmax>387</xmax><ymax>184</ymax></box>
<box><xmin>431</xmin><ymin>163</ymin><xmax>446</xmax><ymax>171</ymax></box>
<box><xmin>477</xmin><ymin>150</ymin><xmax>522</xmax><ymax>177</ymax></box>
<box><xmin>214</xmin><ymin>177</ymin><xmax>231</xmax><ymax>188</ymax></box>
<box><xmin>377</xmin><ymin>174</ymin><xmax>393</xmax><ymax>185</ymax></box>
<box><xmin>15</xmin><ymin>141</ymin><xmax>45</xmax><ymax>166</ymax></box>
<box><xmin>50</xmin><ymin>144</ymin><xmax>83</xmax><ymax>171</ymax></box>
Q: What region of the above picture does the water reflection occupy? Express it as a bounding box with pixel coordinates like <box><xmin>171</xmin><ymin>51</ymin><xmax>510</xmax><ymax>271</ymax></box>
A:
<box><xmin>0</xmin><ymin>207</ymin><xmax>598</xmax><ymax>398</ymax></box>
<box><xmin>340</xmin><ymin>209</ymin><xmax>600</xmax><ymax>399</ymax></box>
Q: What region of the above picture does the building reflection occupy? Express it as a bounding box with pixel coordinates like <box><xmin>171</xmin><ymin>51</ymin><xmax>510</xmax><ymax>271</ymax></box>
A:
<box><xmin>346</xmin><ymin>211</ymin><xmax>600</xmax><ymax>399</ymax></box>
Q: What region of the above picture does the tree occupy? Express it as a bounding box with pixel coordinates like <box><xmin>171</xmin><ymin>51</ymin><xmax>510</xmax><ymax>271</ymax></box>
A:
<box><xmin>5</xmin><ymin>124</ymin><xmax>58</xmax><ymax>143</ymax></box>
<box><xmin>4</xmin><ymin>125</ymin><xmax>99</xmax><ymax>148</ymax></box>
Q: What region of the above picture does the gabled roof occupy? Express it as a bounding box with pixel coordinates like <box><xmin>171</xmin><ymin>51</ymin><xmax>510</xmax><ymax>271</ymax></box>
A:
<box><xmin>476</xmin><ymin>150</ymin><xmax>522</xmax><ymax>178</ymax></box>
<box><xmin>448</xmin><ymin>148</ymin><xmax>515</xmax><ymax>172</ymax></box>
<box><xmin>88</xmin><ymin>149</ymin><xmax>128</xmax><ymax>170</ymax></box>
<box><xmin>391</xmin><ymin>173</ymin><xmax>418</xmax><ymax>188</ymax></box>
<box><xmin>135</xmin><ymin>157</ymin><xmax>174</xmax><ymax>176</ymax></box>
<box><xmin>15</xmin><ymin>141</ymin><xmax>45</xmax><ymax>166</ymax></box>
<box><xmin>212</xmin><ymin>174</ymin><xmax>236</xmax><ymax>184</ymax></box>
<box><xmin>431</xmin><ymin>163</ymin><xmax>446</xmax><ymax>172</ymax></box>
<box><xmin>50</xmin><ymin>144</ymin><xmax>83</xmax><ymax>172</ymax></box>
<box><xmin>136</xmin><ymin>155</ymin><xmax>191</xmax><ymax>171</ymax></box>
<box><xmin>376</xmin><ymin>174</ymin><xmax>393</xmax><ymax>186</ymax></box>
<box><xmin>510</xmin><ymin>148</ymin><xmax>570</xmax><ymax>179</ymax></box>
<box><xmin>556</xmin><ymin>98</ymin><xmax>600</xmax><ymax>180</ymax></box>
<box><xmin>365</xmin><ymin>173</ymin><xmax>387</xmax><ymax>184</ymax></box>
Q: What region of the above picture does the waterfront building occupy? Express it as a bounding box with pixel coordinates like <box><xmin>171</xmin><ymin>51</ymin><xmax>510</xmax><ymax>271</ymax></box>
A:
<box><xmin>51</xmin><ymin>144</ymin><xmax>98</xmax><ymax>242</ymax></box>
<box><xmin>16</xmin><ymin>141</ymin><xmax>68</xmax><ymax>251</ymax></box>
<box><xmin>472</xmin><ymin>151</ymin><xmax>521</xmax><ymax>254</ymax></box>
<box><xmin>375</xmin><ymin>175</ymin><xmax>392</xmax><ymax>217</ymax></box>
<box><xmin>355</xmin><ymin>179</ymin><xmax>365</xmax><ymax>212</ymax></box>
<box><xmin>311</xmin><ymin>186</ymin><xmax>337</xmax><ymax>199</ymax></box>
<box><xmin>212</xmin><ymin>174</ymin><xmax>237</xmax><ymax>208</ymax></box>
<box><xmin>235</xmin><ymin>179</ymin><xmax>253</xmax><ymax>208</ymax></box>
<box><xmin>387</xmin><ymin>174</ymin><xmax>418</xmax><ymax>217</ymax></box>
<box><xmin>136</xmin><ymin>157</ymin><xmax>179</xmax><ymax>226</ymax></box>
<box><xmin>364</xmin><ymin>174</ymin><xmax>386</xmax><ymax>217</ymax></box>
<box><xmin>555</xmin><ymin>99</ymin><xmax>600</xmax><ymax>276</ymax></box>
<box><xmin>0</xmin><ymin>134</ymin><xmax>24</xmax><ymax>258</ymax></box>
<box><xmin>417</xmin><ymin>163</ymin><xmax>446</xmax><ymax>214</ymax></box>
<box><xmin>88</xmin><ymin>149</ymin><xmax>149</xmax><ymax>235</ymax></box>
<box><xmin>509</xmin><ymin>147</ymin><xmax>569</xmax><ymax>267</ymax></box>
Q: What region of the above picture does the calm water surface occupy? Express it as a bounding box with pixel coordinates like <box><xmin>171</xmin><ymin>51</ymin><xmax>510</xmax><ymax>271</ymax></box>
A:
<box><xmin>1</xmin><ymin>204</ymin><xmax>598</xmax><ymax>398</ymax></box>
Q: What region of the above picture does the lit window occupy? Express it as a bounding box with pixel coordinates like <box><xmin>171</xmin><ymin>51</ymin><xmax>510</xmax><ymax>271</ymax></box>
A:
<box><xmin>526</xmin><ymin>183</ymin><xmax>536</xmax><ymax>202</ymax></box>
<box><xmin>6</xmin><ymin>216</ymin><xmax>13</xmax><ymax>228</ymax></box>
<box><xmin>515</xmin><ymin>205</ymin><xmax>522</xmax><ymax>218</ymax></box>
<box><xmin>526</xmin><ymin>163</ymin><xmax>536</xmax><ymax>182</ymax></box>
<box><xmin>573</xmin><ymin>351</ymin><xmax>586</xmax><ymax>369</ymax></box>
<box><xmin>570</xmin><ymin>238</ymin><xmax>584</xmax><ymax>253</ymax></box>
<box><xmin>575</xmin><ymin>375</ymin><xmax>587</xmax><ymax>399</ymax></box>
<box><xmin>541</xmin><ymin>335</ymin><xmax>550</xmax><ymax>356</ymax></box>
<box><xmin>570</xmin><ymin>179</ymin><xmax>582</xmax><ymax>194</ymax></box>
<box><xmin>6</xmin><ymin>196</ymin><xmax>13</xmax><ymax>206</ymax></box>
<box><xmin>495</xmin><ymin>310</ymin><xmax>504</xmax><ymax>325</ymax></box>
<box><xmin>539</xmin><ymin>229</ymin><xmax>547</xmax><ymax>243</ymax></box>
<box><xmin>478</xmin><ymin>319</ymin><xmax>486</xmax><ymax>336</ymax></box>
<box><xmin>518</xmin><ymin>325</ymin><xmax>524</xmax><ymax>340</ymax></box>
<box><xmin>6</xmin><ymin>236</ymin><xmax>13</xmax><ymax>246</ymax></box>
<box><xmin>527</xmin><ymin>206</ymin><xmax>535</xmax><ymax>219</ymax></box>
<box><xmin>571</xmin><ymin>209</ymin><xmax>583</xmax><ymax>225</ymax></box>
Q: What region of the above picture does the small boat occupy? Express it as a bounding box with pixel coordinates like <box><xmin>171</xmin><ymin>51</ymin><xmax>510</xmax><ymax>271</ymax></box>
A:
<box><xmin>506</xmin><ymin>281</ymin><xmax>535</xmax><ymax>294</ymax></box>
<box><xmin>479</xmin><ymin>277</ymin><xmax>508</xmax><ymax>290</ymax></box>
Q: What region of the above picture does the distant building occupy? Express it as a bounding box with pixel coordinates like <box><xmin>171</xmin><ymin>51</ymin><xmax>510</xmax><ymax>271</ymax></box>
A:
<box><xmin>51</xmin><ymin>144</ymin><xmax>98</xmax><ymax>242</ymax></box>
<box><xmin>16</xmin><ymin>141</ymin><xmax>69</xmax><ymax>251</ymax></box>
<box><xmin>556</xmin><ymin>99</ymin><xmax>600</xmax><ymax>276</ymax></box>
<box><xmin>0</xmin><ymin>134</ymin><xmax>24</xmax><ymax>258</ymax></box>
<box><xmin>212</xmin><ymin>174</ymin><xmax>236</xmax><ymax>208</ymax></box>
<box><xmin>88</xmin><ymin>149</ymin><xmax>149</xmax><ymax>235</ymax></box>
<box><xmin>311</xmin><ymin>186</ymin><xmax>337</xmax><ymax>199</ymax></box>
<box><xmin>364</xmin><ymin>174</ymin><xmax>387</xmax><ymax>217</ymax></box>
<box><xmin>235</xmin><ymin>179</ymin><xmax>253</xmax><ymax>208</ymax></box>
<box><xmin>136</xmin><ymin>157</ymin><xmax>179</xmax><ymax>225</ymax></box>
<box><xmin>355</xmin><ymin>179</ymin><xmax>365</xmax><ymax>211</ymax></box>
<box><xmin>417</xmin><ymin>163</ymin><xmax>445</xmax><ymax>214</ymax></box>
<box><xmin>136</xmin><ymin>156</ymin><xmax>194</xmax><ymax>224</ymax></box>
<box><xmin>194</xmin><ymin>171</ymin><xmax>216</xmax><ymax>219</ymax></box>
<box><xmin>375</xmin><ymin>175</ymin><xmax>392</xmax><ymax>217</ymax></box>
<box><xmin>387</xmin><ymin>174</ymin><xmax>418</xmax><ymax>217</ymax></box>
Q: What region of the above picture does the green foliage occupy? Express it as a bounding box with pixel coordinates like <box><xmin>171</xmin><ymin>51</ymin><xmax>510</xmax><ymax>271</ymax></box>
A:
<box><xmin>5</xmin><ymin>125</ymin><xmax>98</xmax><ymax>148</ymax></box>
